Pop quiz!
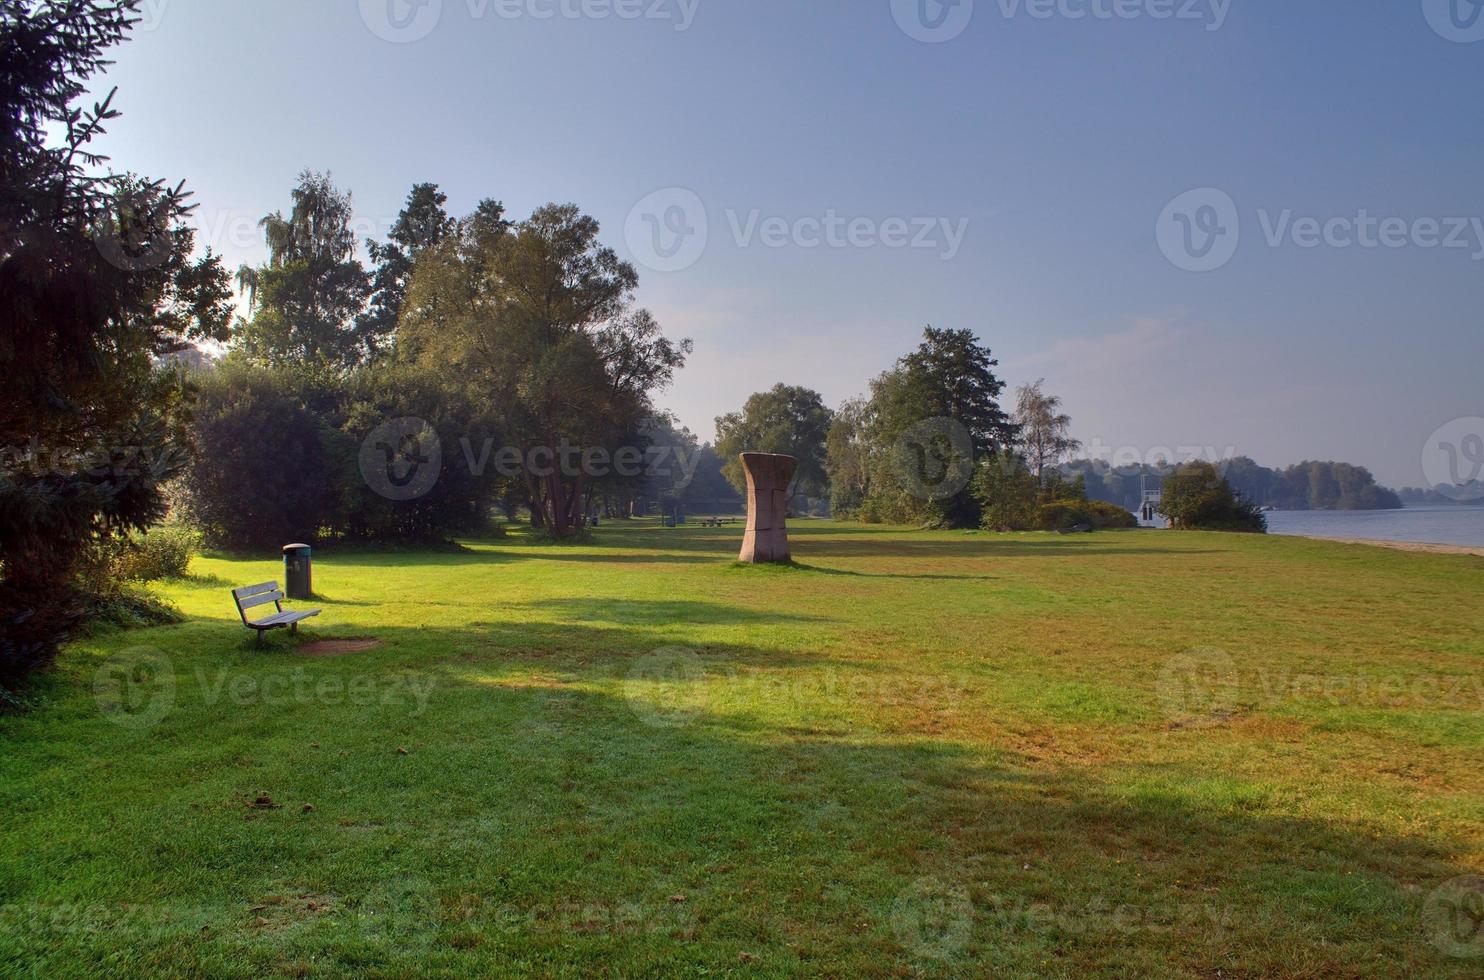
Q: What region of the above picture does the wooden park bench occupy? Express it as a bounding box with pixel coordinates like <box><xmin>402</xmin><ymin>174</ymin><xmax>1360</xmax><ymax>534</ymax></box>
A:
<box><xmin>232</xmin><ymin>582</ymin><xmax>321</xmax><ymax>646</ymax></box>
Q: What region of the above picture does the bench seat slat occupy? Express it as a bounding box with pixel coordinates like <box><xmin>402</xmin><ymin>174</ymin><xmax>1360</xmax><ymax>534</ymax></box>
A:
<box><xmin>248</xmin><ymin>609</ymin><xmax>321</xmax><ymax>628</ymax></box>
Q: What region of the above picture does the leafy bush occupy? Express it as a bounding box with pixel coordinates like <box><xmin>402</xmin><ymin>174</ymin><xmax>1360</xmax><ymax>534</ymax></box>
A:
<box><xmin>1086</xmin><ymin>500</ymin><xmax>1138</xmax><ymax>528</ymax></box>
<box><xmin>973</xmin><ymin>451</ymin><xmax>1039</xmax><ymax>531</ymax></box>
<box><xmin>79</xmin><ymin>586</ymin><xmax>181</xmax><ymax>630</ymax></box>
<box><xmin>73</xmin><ymin>534</ymin><xmax>183</xmax><ymax>630</ymax></box>
<box><xmin>1160</xmin><ymin>462</ymin><xmax>1268</xmax><ymax>533</ymax></box>
<box><xmin>974</xmin><ymin>451</ymin><xmax>1136</xmax><ymax>531</ymax></box>
<box><xmin>328</xmin><ymin>363</ymin><xmax>500</xmax><ymax>542</ymax></box>
<box><xmin>112</xmin><ymin>524</ymin><xmax>201</xmax><ymax>581</ymax></box>
<box><xmin>1035</xmin><ymin>500</ymin><xmax>1138</xmax><ymax>531</ymax></box>
<box><xmin>180</xmin><ymin>363</ymin><xmax>335</xmax><ymax>550</ymax></box>
<box><xmin>181</xmin><ymin>361</ymin><xmax>500</xmax><ymax>550</ymax></box>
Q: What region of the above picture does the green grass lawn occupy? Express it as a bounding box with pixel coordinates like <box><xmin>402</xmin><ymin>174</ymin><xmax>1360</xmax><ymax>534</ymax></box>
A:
<box><xmin>2</xmin><ymin>521</ymin><xmax>1482</xmax><ymax>977</ymax></box>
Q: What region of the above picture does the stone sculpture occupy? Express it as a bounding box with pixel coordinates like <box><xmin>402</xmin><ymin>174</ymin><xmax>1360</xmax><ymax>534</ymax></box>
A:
<box><xmin>738</xmin><ymin>453</ymin><xmax>798</xmax><ymax>564</ymax></box>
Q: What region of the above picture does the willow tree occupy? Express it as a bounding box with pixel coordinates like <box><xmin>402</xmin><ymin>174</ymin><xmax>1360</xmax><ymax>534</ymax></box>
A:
<box><xmin>400</xmin><ymin>203</ymin><xmax>690</xmax><ymax>536</ymax></box>
<box><xmin>234</xmin><ymin>172</ymin><xmax>371</xmax><ymax>370</ymax></box>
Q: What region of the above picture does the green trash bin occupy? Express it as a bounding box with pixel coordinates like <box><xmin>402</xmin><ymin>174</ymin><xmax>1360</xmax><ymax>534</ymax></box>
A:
<box><xmin>282</xmin><ymin>543</ymin><xmax>313</xmax><ymax>600</ymax></box>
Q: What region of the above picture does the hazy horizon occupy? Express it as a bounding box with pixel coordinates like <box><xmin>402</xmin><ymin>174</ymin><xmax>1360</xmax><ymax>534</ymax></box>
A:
<box><xmin>86</xmin><ymin>0</ymin><xmax>1484</xmax><ymax>489</ymax></box>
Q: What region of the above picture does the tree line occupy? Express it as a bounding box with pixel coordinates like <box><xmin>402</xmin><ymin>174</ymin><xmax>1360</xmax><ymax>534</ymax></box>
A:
<box><xmin>182</xmin><ymin>173</ymin><xmax>698</xmax><ymax>547</ymax></box>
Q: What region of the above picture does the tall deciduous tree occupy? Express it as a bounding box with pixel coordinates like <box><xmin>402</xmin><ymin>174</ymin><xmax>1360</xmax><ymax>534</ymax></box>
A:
<box><xmin>401</xmin><ymin>202</ymin><xmax>689</xmax><ymax>536</ymax></box>
<box><xmin>1014</xmin><ymin>379</ymin><xmax>1080</xmax><ymax>482</ymax></box>
<box><xmin>825</xmin><ymin>397</ymin><xmax>872</xmax><ymax>515</ymax></box>
<box><xmin>234</xmin><ymin>171</ymin><xmax>371</xmax><ymax>369</ymax></box>
<box><xmin>1</xmin><ymin>0</ymin><xmax>234</xmax><ymax>686</ymax></box>
<box><xmin>714</xmin><ymin>384</ymin><xmax>834</xmax><ymax>502</ymax></box>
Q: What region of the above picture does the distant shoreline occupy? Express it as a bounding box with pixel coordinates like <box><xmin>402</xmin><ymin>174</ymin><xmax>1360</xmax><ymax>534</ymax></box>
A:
<box><xmin>1294</xmin><ymin>535</ymin><xmax>1484</xmax><ymax>557</ymax></box>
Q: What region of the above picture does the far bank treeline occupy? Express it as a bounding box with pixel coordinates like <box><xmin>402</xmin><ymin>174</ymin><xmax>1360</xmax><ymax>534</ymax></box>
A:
<box><xmin>1065</xmin><ymin>458</ymin><xmax>1402</xmax><ymax>513</ymax></box>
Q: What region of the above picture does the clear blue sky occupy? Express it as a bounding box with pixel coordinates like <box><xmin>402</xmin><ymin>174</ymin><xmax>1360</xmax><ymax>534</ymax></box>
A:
<box><xmin>91</xmin><ymin>0</ymin><xmax>1484</xmax><ymax>488</ymax></box>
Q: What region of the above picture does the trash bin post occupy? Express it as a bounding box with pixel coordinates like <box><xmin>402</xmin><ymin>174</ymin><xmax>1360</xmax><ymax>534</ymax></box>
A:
<box><xmin>282</xmin><ymin>543</ymin><xmax>313</xmax><ymax>600</ymax></box>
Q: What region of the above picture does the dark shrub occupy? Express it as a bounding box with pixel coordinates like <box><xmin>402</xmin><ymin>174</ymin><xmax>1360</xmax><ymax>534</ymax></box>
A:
<box><xmin>1035</xmin><ymin>500</ymin><xmax>1138</xmax><ymax>531</ymax></box>
<box><xmin>973</xmin><ymin>450</ymin><xmax>1039</xmax><ymax>531</ymax></box>
<box><xmin>1161</xmin><ymin>462</ymin><xmax>1268</xmax><ymax>533</ymax></box>
<box><xmin>182</xmin><ymin>362</ymin><xmax>500</xmax><ymax>549</ymax></box>
<box><xmin>329</xmin><ymin>363</ymin><xmax>501</xmax><ymax>542</ymax></box>
<box><xmin>1086</xmin><ymin>500</ymin><xmax>1139</xmax><ymax>529</ymax></box>
<box><xmin>181</xmin><ymin>363</ymin><xmax>335</xmax><ymax>550</ymax></box>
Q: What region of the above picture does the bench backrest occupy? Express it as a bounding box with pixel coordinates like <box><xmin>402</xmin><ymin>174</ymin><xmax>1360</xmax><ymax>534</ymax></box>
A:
<box><xmin>232</xmin><ymin>582</ymin><xmax>283</xmax><ymax>624</ymax></box>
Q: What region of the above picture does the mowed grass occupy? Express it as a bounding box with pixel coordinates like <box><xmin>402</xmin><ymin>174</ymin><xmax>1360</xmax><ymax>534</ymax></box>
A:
<box><xmin>2</xmin><ymin>521</ymin><xmax>1482</xmax><ymax>977</ymax></box>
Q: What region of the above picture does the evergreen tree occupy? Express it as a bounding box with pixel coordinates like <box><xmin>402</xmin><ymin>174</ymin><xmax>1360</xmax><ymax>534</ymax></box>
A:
<box><xmin>358</xmin><ymin>182</ymin><xmax>458</xmax><ymax>358</ymax></box>
<box><xmin>862</xmin><ymin>327</ymin><xmax>1017</xmax><ymax>527</ymax></box>
<box><xmin>1</xmin><ymin>0</ymin><xmax>234</xmax><ymax>686</ymax></box>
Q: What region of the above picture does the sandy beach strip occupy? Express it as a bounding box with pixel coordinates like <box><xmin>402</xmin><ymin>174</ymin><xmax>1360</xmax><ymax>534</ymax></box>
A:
<box><xmin>1295</xmin><ymin>535</ymin><xmax>1484</xmax><ymax>557</ymax></box>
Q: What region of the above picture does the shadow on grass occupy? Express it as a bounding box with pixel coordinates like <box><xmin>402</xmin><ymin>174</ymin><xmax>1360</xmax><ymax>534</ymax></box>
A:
<box><xmin>797</xmin><ymin>535</ymin><xmax>1220</xmax><ymax>561</ymax></box>
<box><xmin>524</xmin><ymin>598</ymin><xmax>833</xmax><ymax>625</ymax></box>
<box><xmin>784</xmin><ymin>562</ymin><xmax>998</xmax><ymax>582</ymax></box>
<box><xmin>178</xmin><ymin>610</ymin><xmax>859</xmax><ymax>675</ymax></box>
<box><xmin>17</xmin><ymin>616</ymin><xmax>1473</xmax><ymax>976</ymax></box>
<box><xmin>198</xmin><ymin>525</ymin><xmax>1210</xmax><ymax>582</ymax></box>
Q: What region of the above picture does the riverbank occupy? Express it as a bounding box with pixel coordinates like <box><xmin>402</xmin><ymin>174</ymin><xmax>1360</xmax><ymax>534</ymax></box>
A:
<box><xmin>1293</xmin><ymin>535</ymin><xmax>1484</xmax><ymax>557</ymax></box>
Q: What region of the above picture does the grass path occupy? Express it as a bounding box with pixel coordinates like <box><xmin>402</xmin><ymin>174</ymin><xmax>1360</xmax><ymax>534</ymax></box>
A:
<box><xmin>2</xmin><ymin>522</ymin><xmax>1481</xmax><ymax>976</ymax></box>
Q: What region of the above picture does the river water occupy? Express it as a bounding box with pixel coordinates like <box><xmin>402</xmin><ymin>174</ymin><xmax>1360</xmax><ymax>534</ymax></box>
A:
<box><xmin>1132</xmin><ymin>506</ymin><xmax>1484</xmax><ymax>547</ymax></box>
<box><xmin>1263</xmin><ymin>506</ymin><xmax>1484</xmax><ymax>548</ymax></box>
